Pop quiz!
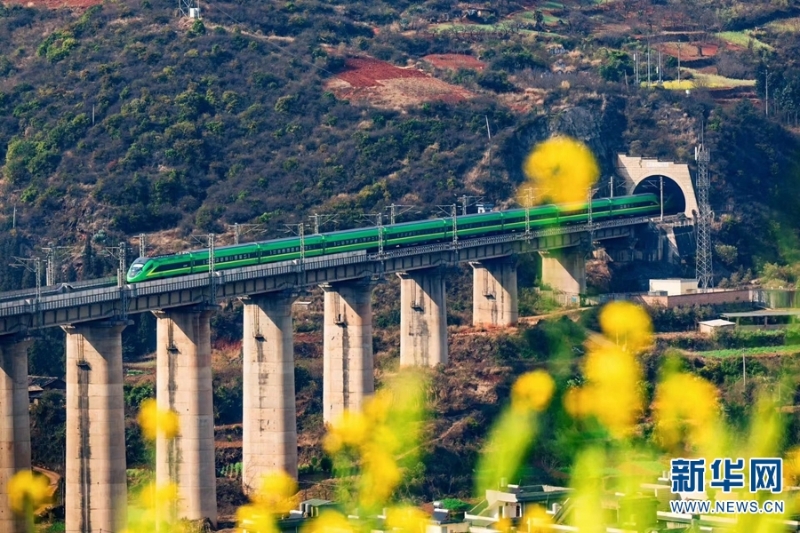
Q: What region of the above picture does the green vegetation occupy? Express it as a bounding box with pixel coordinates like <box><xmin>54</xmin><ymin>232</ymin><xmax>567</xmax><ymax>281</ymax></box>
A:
<box><xmin>717</xmin><ymin>30</ymin><xmax>773</xmax><ymax>51</ymax></box>
<box><xmin>695</xmin><ymin>344</ymin><xmax>800</xmax><ymax>358</ymax></box>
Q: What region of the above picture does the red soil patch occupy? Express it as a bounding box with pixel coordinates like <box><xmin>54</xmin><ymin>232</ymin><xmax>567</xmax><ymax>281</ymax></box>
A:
<box><xmin>336</xmin><ymin>57</ymin><xmax>429</xmax><ymax>88</ymax></box>
<box><xmin>658</xmin><ymin>41</ymin><xmax>735</xmax><ymax>61</ymax></box>
<box><xmin>6</xmin><ymin>0</ymin><xmax>100</xmax><ymax>8</ymax></box>
<box><xmin>328</xmin><ymin>56</ymin><xmax>474</xmax><ymax>109</ymax></box>
<box><xmin>423</xmin><ymin>53</ymin><xmax>486</xmax><ymax>71</ymax></box>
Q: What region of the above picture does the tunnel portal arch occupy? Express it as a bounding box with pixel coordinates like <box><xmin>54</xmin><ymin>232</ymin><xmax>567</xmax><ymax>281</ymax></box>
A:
<box><xmin>632</xmin><ymin>175</ymin><xmax>687</xmax><ymax>216</ymax></box>
<box><xmin>615</xmin><ymin>154</ymin><xmax>699</xmax><ymax>219</ymax></box>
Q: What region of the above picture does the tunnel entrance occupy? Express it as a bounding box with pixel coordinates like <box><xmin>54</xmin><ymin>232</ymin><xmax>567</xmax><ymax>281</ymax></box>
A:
<box><xmin>631</xmin><ymin>175</ymin><xmax>687</xmax><ymax>217</ymax></box>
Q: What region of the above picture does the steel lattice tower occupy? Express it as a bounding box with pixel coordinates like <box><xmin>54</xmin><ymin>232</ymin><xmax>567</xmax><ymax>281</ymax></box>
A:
<box><xmin>695</xmin><ymin>142</ymin><xmax>713</xmax><ymax>291</ymax></box>
<box><xmin>179</xmin><ymin>0</ymin><xmax>199</xmax><ymax>18</ymax></box>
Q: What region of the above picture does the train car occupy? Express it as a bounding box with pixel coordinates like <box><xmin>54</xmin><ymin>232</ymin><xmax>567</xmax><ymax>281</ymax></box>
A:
<box><xmin>383</xmin><ymin>218</ymin><xmax>450</xmax><ymax>247</ymax></box>
<box><xmin>126</xmin><ymin>194</ymin><xmax>661</xmax><ymax>283</ymax></box>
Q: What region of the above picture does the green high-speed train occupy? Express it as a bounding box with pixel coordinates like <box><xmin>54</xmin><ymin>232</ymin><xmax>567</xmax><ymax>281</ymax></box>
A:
<box><xmin>126</xmin><ymin>194</ymin><xmax>660</xmax><ymax>283</ymax></box>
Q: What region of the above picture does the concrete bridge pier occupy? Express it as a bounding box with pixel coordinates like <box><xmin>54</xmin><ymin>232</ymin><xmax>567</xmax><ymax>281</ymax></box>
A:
<box><xmin>153</xmin><ymin>307</ymin><xmax>217</xmax><ymax>527</ymax></box>
<box><xmin>241</xmin><ymin>293</ymin><xmax>298</xmax><ymax>489</ymax></box>
<box><xmin>63</xmin><ymin>321</ymin><xmax>128</xmax><ymax>533</ymax></box>
<box><xmin>540</xmin><ymin>250</ymin><xmax>586</xmax><ymax>296</ymax></box>
<box><xmin>471</xmin><ymin>258</ymin><xmax>518</xmax><ymax>327</ymax></box>
<box><xmin>321</xmin><ymin>280</ymin><xmax>375</xmax><ymax>423</ymax></box>
<box><xmin>0</xmin><ymin>335</ymin><xmax>32</xmax><ymax>533</ymax></box>
<box><xmin>398</xmin><ymin>269</ymin><xmax>447</xmax><ymax>367</ymax></box>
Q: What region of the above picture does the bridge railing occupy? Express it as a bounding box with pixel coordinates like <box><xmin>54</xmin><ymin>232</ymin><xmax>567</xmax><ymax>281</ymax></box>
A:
<box><xmin>0</xmin><ymin>215</ymin><xmax>688</xmax><ymax>319</ymax></box>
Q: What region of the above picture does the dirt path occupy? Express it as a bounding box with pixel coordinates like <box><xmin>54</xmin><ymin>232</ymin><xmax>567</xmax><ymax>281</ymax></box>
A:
<box><xmin>518</xmin><ymin>307</ymin><xmax>591</xmax><ymax>325</ymax></box>
<box><xmin>32</xmin><ymin>466</ymin><xmax>61</xmax><ymax>515</ymax></box>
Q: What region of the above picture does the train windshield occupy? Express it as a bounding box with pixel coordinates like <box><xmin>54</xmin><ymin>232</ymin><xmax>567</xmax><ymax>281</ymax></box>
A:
<box><xmin>128</xmin><ymin>257</ymin><xmax>149</xmax><ymax>275</ymax></box>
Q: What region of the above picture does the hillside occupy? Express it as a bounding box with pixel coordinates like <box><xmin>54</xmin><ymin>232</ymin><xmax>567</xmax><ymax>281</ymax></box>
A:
<box><xmin>2</xmin><ymin>0</ymin><xmax>800</xmax><ymax>292</ymax></box>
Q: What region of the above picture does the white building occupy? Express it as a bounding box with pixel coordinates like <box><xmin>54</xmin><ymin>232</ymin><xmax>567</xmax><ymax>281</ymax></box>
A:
<box><xmin>649</xmin><ymin>278</ymin><xmax>698</xmax><ymax>296</ymax></box>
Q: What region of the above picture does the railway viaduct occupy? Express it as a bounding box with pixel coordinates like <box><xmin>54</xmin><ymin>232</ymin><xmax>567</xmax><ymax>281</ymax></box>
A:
<box><xmin>0</xmin><ymin>203</ymin><xmax>689</xmax><ymax>532</ymax></box>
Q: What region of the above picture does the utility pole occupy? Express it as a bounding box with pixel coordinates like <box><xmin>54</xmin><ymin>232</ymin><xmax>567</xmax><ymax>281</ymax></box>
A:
<box><xmin>647</xmin><ymin>41</ymin><xmax>651</xmax><ymax>87</ymax></box>
<box><xmin>634</xmin><ymin>52</ymin><xmax>640</xmax><ymax>85</ymax></box>
<box><xmin>658</xmin><ymin>49</ymin><xmax>662</xmax><ymax>84</ymax></box>
<box><xmin>284</xmin><ymin>223</ymin><xmax>307</xmax><ymax>285</ymax></box>
<box><xmin>587</xmin><ymin>187</ymin><xmax>599</xmax><ymax>253</ymax></box>
<box><xmin>437</xmin><ymin>205</ymin><xmax>458</xmax><ymax>247</ymax></box>
<box><xmin>485</xmin><ymin>115</ymin><xmax>493</xmax><ymax>183</ymax></box>
<box><xmin>208</xmin><ymin>233</ymin><xmax>216</xmax><ymax>303</ymax></box>
<box><xmin>11</xmin><ymin>256</ymin><xmax>43</xmax><ymax>302</ymax></box>
<box><xmin>451</xmin><ymin>204</ymin><xmax>458</xmax><ymax>247</ymax></box>
<box><xmin>458</xmin><ymin>195</ymin><xmax>483</xmax><ymax>216</ymax></box>
<box><xmin>42</xmin><ymin>243</ymin><xmax>74</xmax><ymax>286</ymax></box>
<box><xmin>45</xmin><ymin>245</ymin><xmax>56</xmax><ymax>286</ymax></box>
<box><xmin>520</xmin><ymin>187</ymin><xmax>534</xmax><ymax>240</ymax></box>
<box><xmin>101</xmin><ymin>242</ymin><xmax>129</xmax><ymax>288</ymax></box>
<box><xmin>227</xmin><ymin>223</ymin><xmax>268</xmax><ymax>244</ymax></box>
<box><xmin>362</xmin><ymin>213</ymin><xmax>385</xmax><ymax>256</ymax></box>
<box><xmin>308</xmin><ymin>213</ymin><xmax>337</xmax><ymax>234</ymax></box>
<box><xmin>385</xmin><ymin>204</ymin><xmax>414</xmax><ymax>225</ymax></box>
<box><xmin>139</xmin><ymin>233</ymin><xmax>147</xmax><ymax>258</ymax></box>
<box><xmin>695</xmin><ymin>133</ymin><xmax>713</xmax><ymax>292</ymax></box>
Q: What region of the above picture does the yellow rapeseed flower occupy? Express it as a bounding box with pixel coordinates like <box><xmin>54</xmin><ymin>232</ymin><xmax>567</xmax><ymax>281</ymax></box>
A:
<box><xmin>583</xmin><ymin>346</ymin><xmax>643</xmax><ymax>437</ymax></box>
<box><xmin>7</xmin><ymin>469</ymin><xmax>51</xmax><ymax>514</ymax></box>
<box><xmin>785</xmin><ymin>447</ymin><xmax>800</xmax><ymax>486</ymax></box>
<box><xmin>137</xmin><ymin>398</ymin><xmax>180</xmax><ymax>441</ymax></box>
<box><xmin>363</xmin><ymin>389</ymin><xmax>393</xmax><ymax>425</ymax></box>
<box><xmin>521</xmin><ymin>136</ymin><xmax>599</xmax><ymax>205</ymax></box>
<box><xmin>360</xmin><ymin>445</ymin><xmax>402</xmax><ymax>509</ymax></box>
<box><xmin>598</xmin><ymin>301</ymin><xmax>653</xmax><ymax>352</ymax></box>
<box><xmin>653</xmin><ymin>373</ymin><xmax>719</xmax><ymax>452</ymax></box>
<box><xmin>563</xmin><ymin>386</ymin><xmax>591</xmax><ymax>418</ymax></box>
<box><xmin>495</xmin><ymin>518</ymin><xmax>513</xmax><ymax>533</ymax></box>
<box><xmin>523</xmin><ymin>504</ymin><xmax>554</xmax><ymax>533</ymax></box>
<box><xmin>385</xmin><ymin>505</ymin><xmax>429</xmax><ymax>532</ymax></box>
<box><xmin>301</xmin><ymin>509</ymin><xmax>353</xmax><ymax>533</ymax></box>
<box><xmin>511</xmin><ymin>370</ymin><xmax>556</xmax><ymax>413</ymax></box>
<box><xmin>323</xmin><ymin>410</ymin><xmax>369</xmax><ymax>454</ymax></box>
<box><xmin>236</xmin><ymin>503</ymin><xmax>278</xmax><ymax>533</ymax></box>
<box><xmin>250</xmin><ymin>471</ymin><xmax>298</xmax><ymax>514</ymax></box>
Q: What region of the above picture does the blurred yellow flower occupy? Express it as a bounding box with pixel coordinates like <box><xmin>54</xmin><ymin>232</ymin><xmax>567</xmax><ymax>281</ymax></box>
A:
<box><xmin>360</xmin><ymin>446</ymin><xmax>402</xmax><ymax>509</ymax></box>
<box><xmin>323</xmin><ymin>410</ymin><xmax>369</xmax><ymax>454</ymax></box>
<box><xmin>385</xmin><ymin>505</ymin><xmax>429</xmax><ymax>532</ymax></box>
<box><xmin>523</xmin><ymin>504</ymin><xmax>553</xmax><ymax>533</ymax></box>
<box><xmin>301</xmin><ymin>509</ymin><xmax>353</xmax><ymax>533</ymax></box>
<box><xmin>7</xmin><ymin>469</ymin><xmax>50</xmax><ymax>515</ymax></box>
<box><xmin>236</xmin><ymin>503</ymin><xmax>278</xmax><ymax>533</ymax></box>
<box><xmin>139</xmin><ymin>481</ymin><xmax>178</xmax><ymax>511</ymax></box>
<box><xmin>251</xmin><ymin>471</ymin><xmax>298</xmax><ymax>514</ymax></box>
<box><xmin>137</xmin><ymin>398</ymin><xmax>180</xmax><ymax>441</ymax></box>
<box><xmin>653</xmin><ymin>373</ymin><xmax>719</xmax><ymax>451</ymax></box>
<box><xmin>785</xmin><ymin>446</ymin><xmax>800</xmax><ymax>486</ymax></box>
<box><xmin>599</xmin><ymin>301</ymin><xmax>652</xmax><ymax>352</ymax></box>
<box><xmin>495</xmin><ymin>517</ymin><xmax>513</xmax><ymax>533</ymax></box>
<box><xmin>563</xmin><ymin>386</ymin><xmax>591</xmax><ymax>418</ymax></box>
<box><xmin>583</xmin><ymin>346</ymin><xmax>643</xmax><ymax>437</ymax></box>
<box><xmin>363</xmin><ymin>390</ymin><xmax>392</xmax><ymax>424</ymax></box>
<box><xmin>521</xmin><ymin>136</ymin><xmax>599</xmax><ymax>205</ymax></box>
<box><xmin>512</xmin><ymin>370</ymin><xmax>555</xmax><ymax>413</ymax></box>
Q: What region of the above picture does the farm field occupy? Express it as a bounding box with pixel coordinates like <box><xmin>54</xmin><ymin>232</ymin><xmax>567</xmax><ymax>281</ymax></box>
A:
<box><xmin>326</xmin><ymin>57</ymin><xmax>474</xmax><ymax>109</ymax></box>
<box><xmin>693</xmin><ymin>344</ymin><xmax>800</xmax><ymax>358</ymax></box>
<box><xmin>717</xmin><ymin>30</ymin><xmax>773</xmax><ymax>51</ymax></box>
<box><xmin>661</xmin><ymin>68</ymin><xmax>756</xmax><ymax>90</ymax></box>
<box><xmin>423</xmin><ymin>53</ymin><xmax>486</xmax><ymax>71</ymax></box>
